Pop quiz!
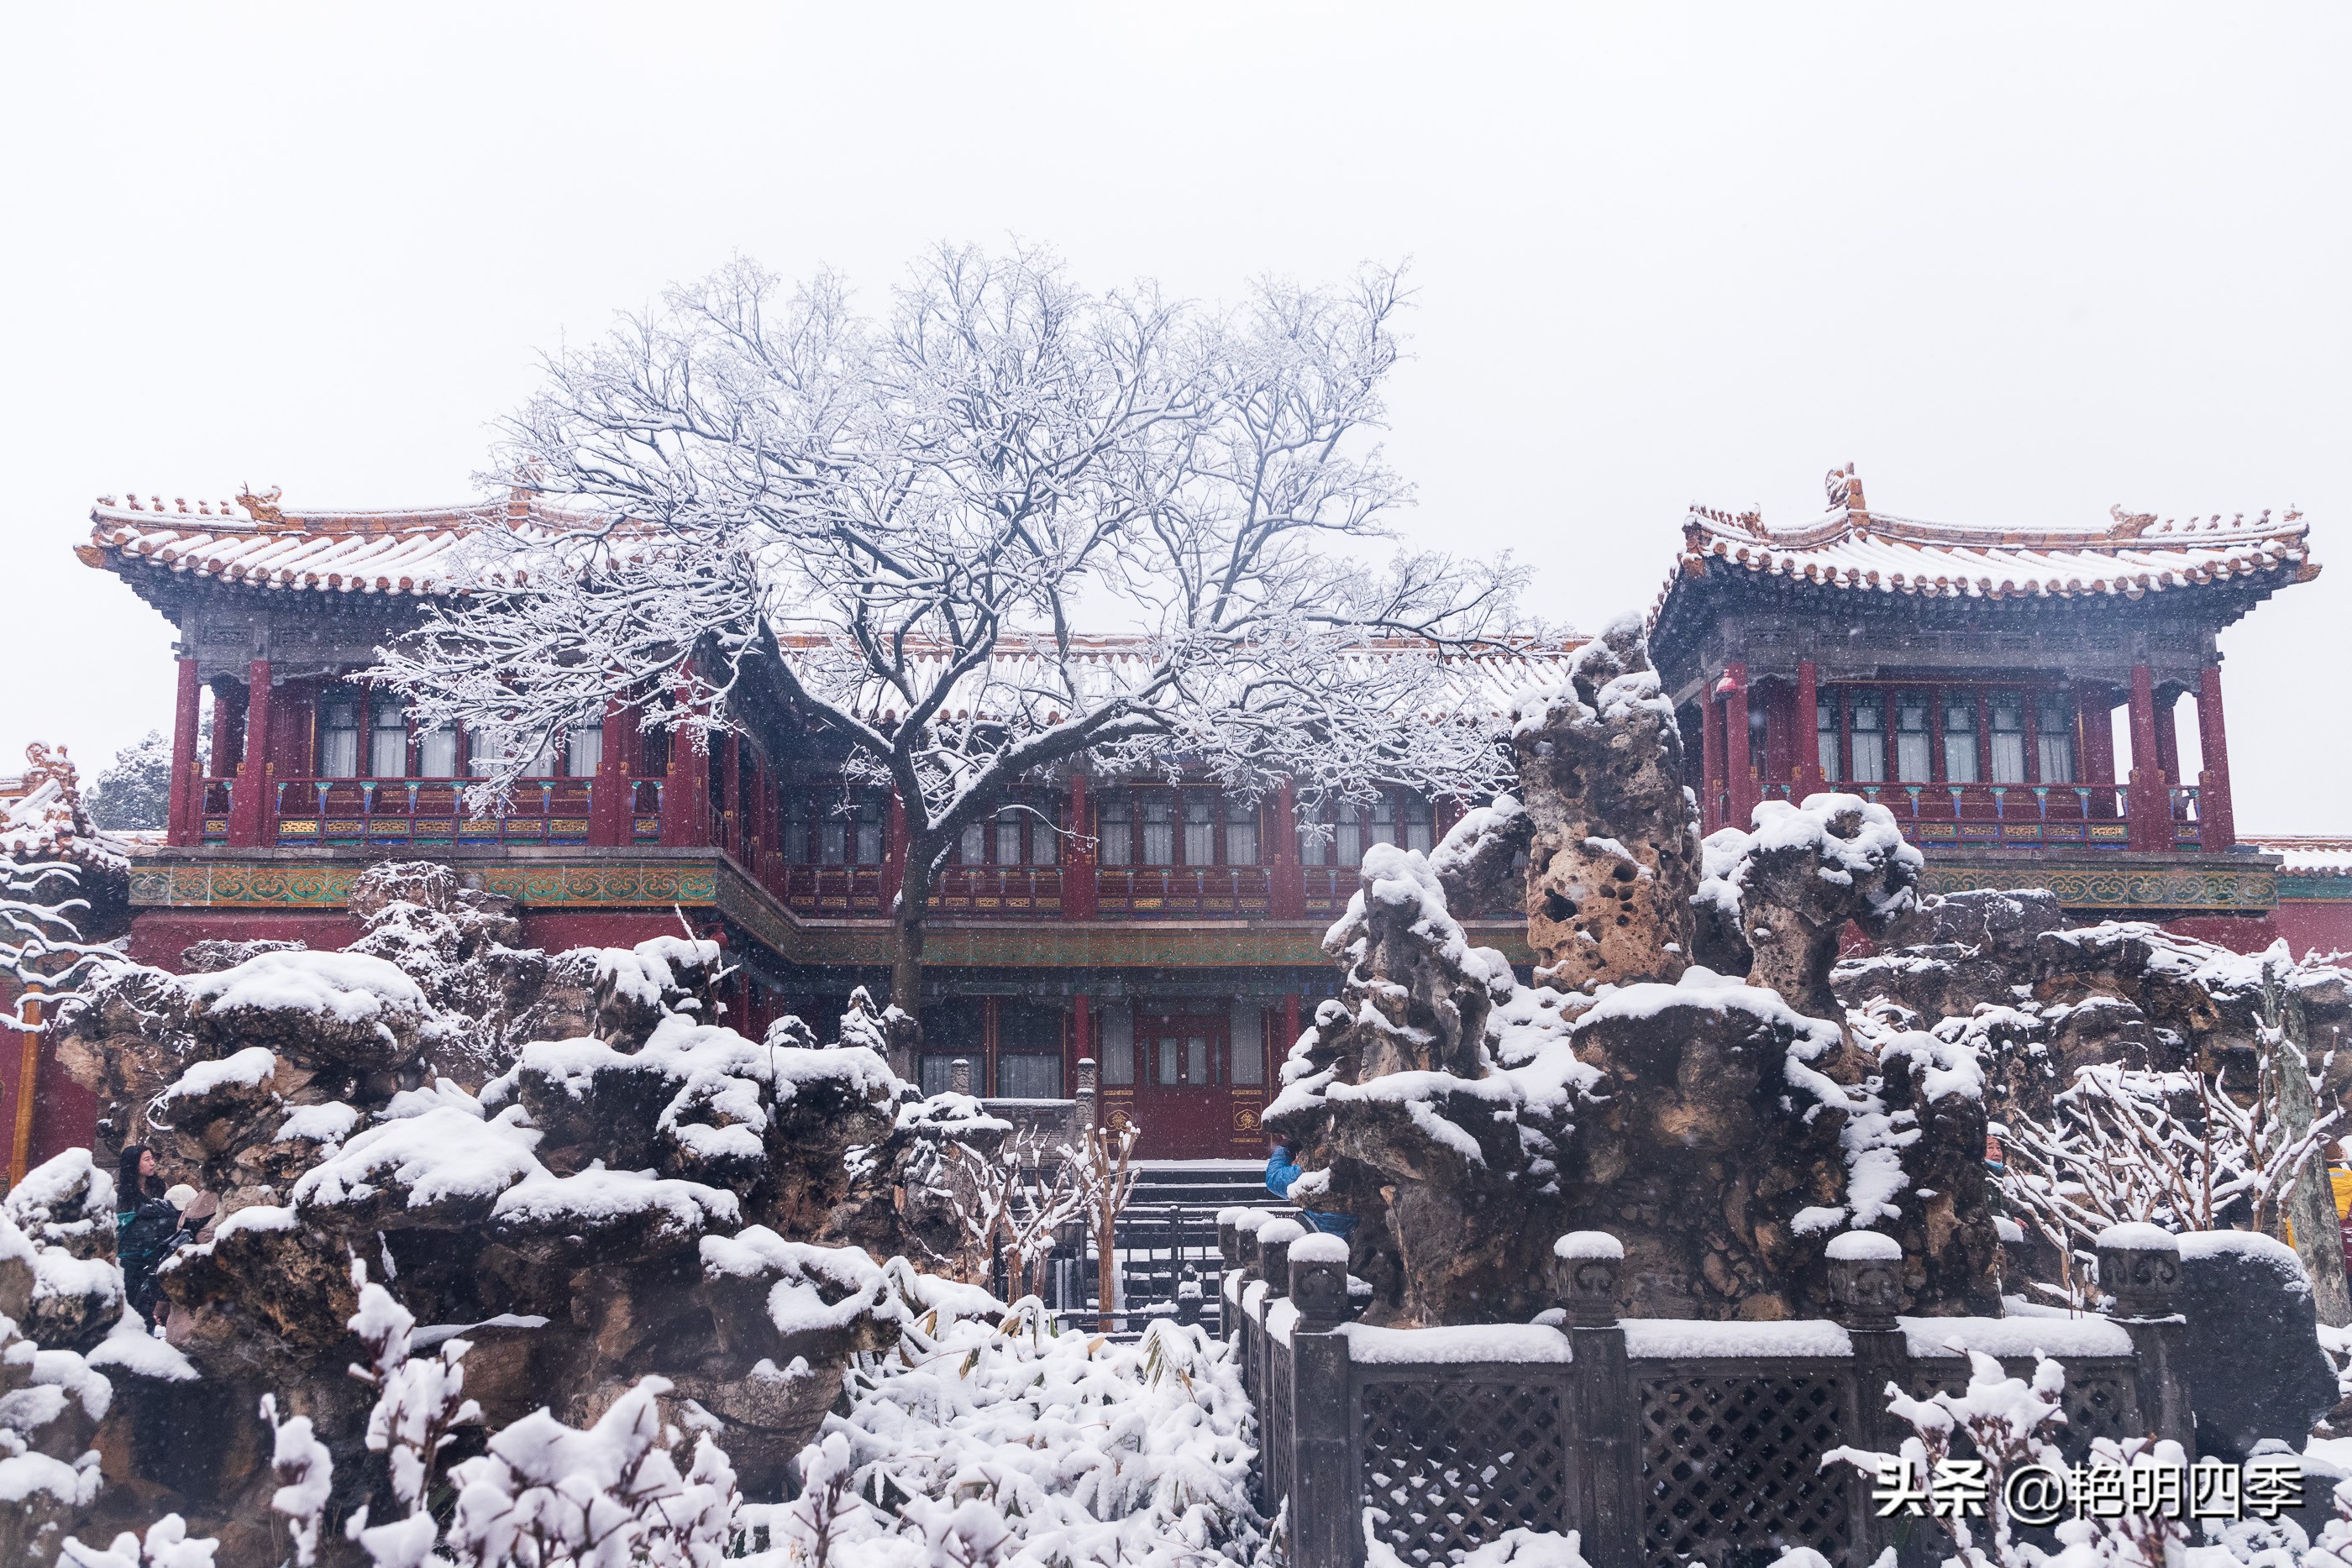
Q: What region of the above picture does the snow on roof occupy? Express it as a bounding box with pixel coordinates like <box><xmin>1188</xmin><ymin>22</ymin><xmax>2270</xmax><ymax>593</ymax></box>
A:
<box><xmin>78</xmin><ymin>490</ymin><xmax>1586</xmax><ymax>717</ymax></box>
<box><xmin>788</xmin><ymin>632</ymin><xmax>1588</xmax><ymax>725</ymax></box>
<box><xmin>2249</xmin><ymin>836</ymin><xmax>2352</xmax><ymax>878</ymax></box>
<box><xmin>75</xmin><ymin>490</ymin><xmax>606</xmax><ymax>598</ymax></box>
<box><xmin>1662</xmin><ymin>464</ymin><xmax>2317</xmax><ymax>606</ymax></box>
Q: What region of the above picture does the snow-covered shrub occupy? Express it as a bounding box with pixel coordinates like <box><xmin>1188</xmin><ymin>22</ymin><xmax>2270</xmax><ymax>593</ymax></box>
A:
<box><xmin>1816</xmin><ymin>1348</ymin><xmax>2352</xmax><ymax>1568</ymax></box>
<box><xmin>1368</xmin><ymin>1525</ymin><xmax>1591</xmax><ymax>1568</ymax></box>
<box><xmin>782</xmin><ymin>1297</ymin><xmax>1262</xmax><ymax>1568</ymax></box>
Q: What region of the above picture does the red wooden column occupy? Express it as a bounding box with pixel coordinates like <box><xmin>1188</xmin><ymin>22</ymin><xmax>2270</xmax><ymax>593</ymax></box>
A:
<box><xmin>661</xmin><ymin>726</ymin><xmax>712</xmax><ymax>847</ymax></box>
<box><xmin>225</xmin><ymin>657</ymin><xmax>274</xmax><ymax>847</ymax></box>
<box><xmin>1269</xmin><ymin>779</ymin><xmax>1305</xmax><ymax>919</ymax></box>
<box><xmin>588</xmin><ymin>701</ymin><xmax>632</xmax><ymax>847</ymax></box>
<box><xmin>2125</xmin><ymin>663</ymin><xmax>2168</xmax><ymax>851</ymax></box>
<box><xmin>2077</xmin><ymin>681</ymin><xmax>2118</xmax><ymax>816</ymax></box>
<box><xmin>1061</xmin><ymin>774</ymin><xmax>1098</xmax><ymax>920</ymax></box>
<box><xmin>1768</xmin><ymin>686</ymin><xmax>1797</xmax><ymax>804</ymax></box>
<box><xmin>755</xmin><ymin>753</ymin><xmax>780</xmax><ymax>887</ymax></box>
<box><xmin>1794</xmin><ymin>661</ymin><xmax>1824</xmax><ymax>794</ymax></box>
<box><xmin>717</xmin><ymin>735</ymin><xmax>741</xmax><ymax>857</ymax></box>
<box><xmin>1699</xmin><ymin>681</ymin><xmax>1724</xmax><ymax>833</ymax></box>
<box><xmin>2196</xmin><ymin>664</ymin><xmax>2237</xmax><ymax>851</ymax></box>
<box><xmin>7</xmin><ymin>988</ymin><xmax>41</xmax><ymax>1187</ymax></box>
<box><xmin>1069</xmin><ymin>995</ymin><xmax>1089</xmax><ymax>1106</ymax></box>
<box><xmin>210</xmin><ymin>679</ymin><xmax>244</xmax><ymax>780</ymax></box>
<box><xmin>1723</xmin><ymin>663</ymin><xmax>1755</xmax><ymax>832</ymax></box>
<box><xmin>2151</xmin><ymin>690</ymin><xmax>2181</xmax><ymax>807</ymax></box>
<box><xmin>166</xmin><ymin>657</ymin><xmax>202</xmax><ymax>845</ymax></box>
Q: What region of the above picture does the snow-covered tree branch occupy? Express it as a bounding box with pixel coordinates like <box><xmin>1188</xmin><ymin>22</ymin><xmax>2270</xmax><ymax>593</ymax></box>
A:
<box><xmin>373</xmin><ymin>245</ymin><xmax>1533</xmax><ymax>1006</ymax></box>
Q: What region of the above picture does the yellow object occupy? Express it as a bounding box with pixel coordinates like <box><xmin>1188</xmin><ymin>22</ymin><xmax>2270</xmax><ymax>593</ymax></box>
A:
<box><xmin>2332</xmin><ymin>1167</ymin><xmax>2352</xmax><ymax>1220</ymax></box>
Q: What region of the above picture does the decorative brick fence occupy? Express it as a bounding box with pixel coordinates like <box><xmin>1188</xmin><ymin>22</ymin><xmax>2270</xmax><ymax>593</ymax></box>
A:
<box><xmin>1222</xmin><ymin>1218</ymin><xmax>2192</xmax><ymax>1568</ymax></box>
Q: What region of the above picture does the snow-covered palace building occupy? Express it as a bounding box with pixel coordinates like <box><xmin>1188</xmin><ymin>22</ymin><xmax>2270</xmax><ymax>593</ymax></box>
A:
<box><xmin>47</xmin><ymin>468</ymin><xmax>2350</xmax><ymax>1166</ymax></box>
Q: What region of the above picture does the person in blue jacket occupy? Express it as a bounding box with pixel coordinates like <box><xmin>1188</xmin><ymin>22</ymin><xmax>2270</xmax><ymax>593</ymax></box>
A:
<box><xmin>1264</xmin><ymin>1139</ymin><xmax>1357</xmax><ymax>1238</ymax></box>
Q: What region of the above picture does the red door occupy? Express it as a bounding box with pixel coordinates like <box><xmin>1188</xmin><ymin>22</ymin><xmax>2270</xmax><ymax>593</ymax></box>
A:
<box><xmin>1133</xmin><ymin>1009</ymin><xmax>1231</xmax><ymax>1159</ymax></box>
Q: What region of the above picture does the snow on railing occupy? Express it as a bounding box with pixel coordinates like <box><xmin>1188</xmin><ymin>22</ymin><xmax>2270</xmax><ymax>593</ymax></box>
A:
<box><xmin>1224</xmin><ymin>1219</ymin><xmax>2191</xmax><ymax>1568</ymax></box>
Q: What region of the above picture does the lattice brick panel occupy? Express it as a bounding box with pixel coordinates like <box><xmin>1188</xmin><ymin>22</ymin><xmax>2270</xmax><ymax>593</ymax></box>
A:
<box><xmin>1360</xmin><ymin>1377</ymin><xmax>1569</xmax><ymax>1567</ymax></box>
<box><xmin>1265</xmin><ymin>1344</ymin><xmax>1294</xmax><ymax>1511</ymax></box>
<box><xmin>1906</xmin><ymin>1360</ymin><xmax>2139</xmax><ymax>1463</ymax></box>
<box><xmin>1637</xmin><ymin>1374</ymin><xmax>1853</xmax><ymax>1568</ymax></box>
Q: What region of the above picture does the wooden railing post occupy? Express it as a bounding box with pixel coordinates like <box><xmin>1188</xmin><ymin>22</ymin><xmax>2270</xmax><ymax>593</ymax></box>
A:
<box><xmin>1558</xmin><ymin>1233</ymin><xmax>1637</xmax><ymax>1567</ymax></box>
<box><xmin>2097</xmin><ymin>1225</ymin><xmax>2192</xmax><ymax>1449</ymax></box>
<box><xmin>1289</xmin><ymin>1235</ymin><xmax>1357</xmax><ymax>1568</ymax></box>
<box><xmin>1827</xmin><ymin>1232</ymin><xmax>1914</xmax><ymax>1567</ymax></box>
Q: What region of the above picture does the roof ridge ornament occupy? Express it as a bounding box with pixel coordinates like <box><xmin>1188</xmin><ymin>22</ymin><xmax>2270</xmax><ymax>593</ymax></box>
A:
<box><xmin>2107</xmin><ymin>503</ymin><xmax>2157</xmax><ymax>538</ymax></box>
<box><xmin>1825</xmin><ymin>462</ymin><xmax>1866</xmax><ymax>519</ymax></box>
<box><xmin>237</xmin><ymin>484</ymin><xmax>286</xmax><ymax>525</ymax></box>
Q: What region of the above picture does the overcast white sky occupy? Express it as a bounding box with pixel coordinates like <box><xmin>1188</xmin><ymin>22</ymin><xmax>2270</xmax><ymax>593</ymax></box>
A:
<box><xmin>3</xmin><ymin>6</ymin><xmax>2345</xmax><ymax>831</ymax></box>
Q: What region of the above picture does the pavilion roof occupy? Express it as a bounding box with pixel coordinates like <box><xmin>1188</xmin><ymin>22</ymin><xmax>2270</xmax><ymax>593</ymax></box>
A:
<box><xmin>76</xmin><ymin>490</ymin><xmax>1587</xmax><ymax>716</ymax></box>
<box><xmin>73</xmin><ymin>488</ymin><xmax>590</xmax><ymax>597</ymax></box>
<box><xmin>1663</xmin><ymin>465</ymin><xmax>2318</xmax><ymax>606</ymax></box>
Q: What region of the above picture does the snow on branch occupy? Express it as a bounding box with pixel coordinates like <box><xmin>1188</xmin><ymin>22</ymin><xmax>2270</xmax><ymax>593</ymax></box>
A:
<box><xmin>373</xmin><ymin>246</ymin><xmax>1535</xmax><ymax>840</ymax></box>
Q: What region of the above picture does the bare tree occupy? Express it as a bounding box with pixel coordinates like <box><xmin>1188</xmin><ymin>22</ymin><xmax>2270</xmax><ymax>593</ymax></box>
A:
<box><xmin>1999</xmin><ymin>1057</ymin><xmax>2337</xmax><ymax>1308</ymax></box>
<box><xmin>1068</xmin><ymin>1119</ymin><xmax>1142</xmax><ymax>1332</ymax></box>
<box><xmin>374</xmin><ymin>246</ymin><xmax>1530</xmax><ymax>1015</ymax></box>
<box><xmin>942</xmin><ymin>1128</ymin><xmax>1084</xmax><ymax>1300</ymax></box>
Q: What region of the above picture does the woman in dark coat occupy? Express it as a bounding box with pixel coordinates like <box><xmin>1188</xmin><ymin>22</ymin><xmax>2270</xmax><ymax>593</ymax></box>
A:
<box><xmin>114</xmin><ymin>1145</ymin><xmax>197</xmax><ymax>1328</ymax></box>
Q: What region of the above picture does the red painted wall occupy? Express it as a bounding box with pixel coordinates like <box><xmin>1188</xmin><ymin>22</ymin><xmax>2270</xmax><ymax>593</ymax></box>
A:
<box><xmin>2276</xmin><ymin>899</ymin><xmax>2352</xmax><ymax>962</ymax></box>
<box><xmin>2162</xmin><ymin>914</ymin><xmax>2281</xmax><ymax>956</ymax></box>
<box><xmin>125</xmin><ymin>911</ymin><xmax>356</xmax><ymax>968</ymax></box>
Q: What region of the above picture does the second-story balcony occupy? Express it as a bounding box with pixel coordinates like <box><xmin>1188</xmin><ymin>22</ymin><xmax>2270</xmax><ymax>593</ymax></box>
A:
<box><xmin>197</xmin><ymin>775</ymin><xmax>669</xmax><ymax>849</ymax></box>
<box><xmin>1749</xmin><ymin>778</ymin><xmax>2208</xmax><ymax>850</ymax></box>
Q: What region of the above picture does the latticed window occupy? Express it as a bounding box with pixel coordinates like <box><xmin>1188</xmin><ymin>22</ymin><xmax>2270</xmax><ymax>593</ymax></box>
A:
<box><xmin>1183</xmin><ymin>796</ymin><xmax>1215</xmax><ymax>865</ymax></box>
<box><xmin>1334</xmin><ymin>801</ymin><xmax>1363</xmax><ymax>867</ymax></box>
<box><xmin>1229</xmin><ymin>999</ymin><xmax>1264</xmax><ymax>1086</ymax></box>
<box><xmin>1896</xmin><ymin>691</ymin><xmax>1932</xmax><ymax>781</ymax></box>
<box><xmin>1097</xmin><ymin>1004</ymin><xmax>1135</xmax><ymax>1086</ymax></box>
<box><xmin>1942</xmin><ymin>693</ymin><xmax>1978</xmax><ymax>784</ymax></box>
<box><xmin>1400</xmin><ymin>795</ymin><xmax>1434</xmax><ymax>852</ymax></box>
<box><xmin>959</xmin><ymin>820</ymin><xmax>986</xmax><ymax>865</ymax></box>
<box><xmin>370</xmin><ymin>695</ymin><xmax>409</xmax><ymax>778</ymax></box>
<box><xmin>2038</xmin><ymin>690</ymin><xmax>2076</xmax><ymax>783</ymax></box>
<box><xmin>564</xmin><ymin>724</ymin><xmax>602</xmax><ymax>779</ymax></box>
<box><xmin>996</xmin><ymin>1002</ymin><xmax>1063</xmax><ymax>1099</ymax></box>
<box><xmin>1225</xmin><ymin>797</ymin><xmax>1258</xmax><ymax>866</ymax></box>
<box><xmin>418</xmin><ymin>723</ymin><xmax>459</xmax><ymax>778</ymax></box>
<box><xmin>1141</xmin><ymin>796</ymin><xmax>1176</xmax><ymax>865</ymax></box>
<box><xmin>318</xmin><ymin>691</ymin><xmax>361</xmax><ymax>779</ymax></box>
<box><xmin>1990</xmin><ymin>691</ymin><xmax>2027</xmax><ymax>784</ymax></box>
<box><xmin>1099</xmin><ymin>795</ymin><xmax>1133</xmax><ymax>865</ymax></box>
<box><xmin>1849</xmin><ymin>690</ymin><xmax>1886</xmax><ymax>784</ymax></box>
<box><xmin>817</xmin><ymin>795</ymin><xmax>885</xmax><ymax>865</ymax></box>
<box><xmin>1816</xmin><ymin>693</ymin><xmax>1840</xmax><ymax>782</ymax></box>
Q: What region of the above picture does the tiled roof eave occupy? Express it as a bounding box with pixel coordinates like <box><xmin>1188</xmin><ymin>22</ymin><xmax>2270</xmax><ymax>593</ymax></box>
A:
<box><xmin>1681</xmin><ymin>548</ymin><xmax>2305</xmax><ymax>602</ymax></box>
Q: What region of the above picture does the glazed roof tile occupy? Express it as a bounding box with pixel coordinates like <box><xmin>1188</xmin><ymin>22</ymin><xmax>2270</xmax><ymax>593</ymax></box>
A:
<box><xmin>1668</xmin><ymin>468</ymin><xmax>2317</xmax><ymax>604</ymax></box>
<box><xmin>76</xmin><ymin>490</ymin><xmax>564</xmax><ymax>596</ymax></box>
<box><xmin>790</xmin><ymin>634</ymin><xmax>1587</xmax><ymax>725</ymax></box>
<box><xmin>79</xmin><ymin>492</ymin><xmax>1585</xmax><ymax>713</ymax></box>
<box><xmin>2247</xmin><ymin>836</ymin><xmax>2352</xmax><ymax>878</ymax></box>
